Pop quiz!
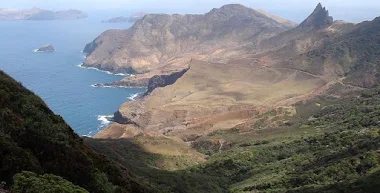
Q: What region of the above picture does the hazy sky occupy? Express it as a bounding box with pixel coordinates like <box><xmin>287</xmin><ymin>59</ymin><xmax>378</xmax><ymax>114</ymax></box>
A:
<box><xmin>1</xmin><ymin>0</ymin><xmax>380</xmax><ymax>22</ymax></box>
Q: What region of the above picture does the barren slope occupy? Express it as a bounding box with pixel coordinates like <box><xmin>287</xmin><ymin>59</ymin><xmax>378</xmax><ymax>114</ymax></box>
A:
<box><xmin>84</xmin><ymin>4</ymin><xmax>296</xmax><ymax>86</ymax></box>
<box><xmin>97</xmin><ymin>4</ymin><xmax>375</xmax><ymax>141</ymax></box>
<box><xmin>107</xmin><ymin>59</ymin><xmax>326</xmax><ymax>140</ymax></box>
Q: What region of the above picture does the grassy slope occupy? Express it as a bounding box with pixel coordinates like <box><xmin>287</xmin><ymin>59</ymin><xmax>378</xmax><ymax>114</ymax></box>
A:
<box><xmin>86</xmin><ymin>137</ymin><xmax>227</xmax><ymax>193</ymax></box>
<box><xmin>0</xmin><ymin>70</ymin><xmax>155</xmax><ymax>193</ymax></box>
<box><xmin>194</xmin><ymin>88</ymin><xmax>380</xmax><ymax>192</ymax></box>
<box><xmin>88</xmin><ymin>16</ymin><xmax>380</xmax><ymax>193</ymax></box>
<box><xmin>88</xmin><ymin>87</ymin><xmax>380</xmax><ymax>193</ymax></box>
<box><xmin>86</xmin><ymin>12</ymin><xmax>380</xmax><ymax>193</ymax></box>
<box><xmin>296</xmin><ymin>17</ymin><xmax>380</xmax><ymax>88</ymax></box>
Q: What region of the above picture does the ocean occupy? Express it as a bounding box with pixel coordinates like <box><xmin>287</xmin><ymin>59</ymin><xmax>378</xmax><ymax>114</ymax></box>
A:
<box><xmin>0</xmin><ymin>16</ymin><xmax>145</xmax><ymax>136</ymax></box>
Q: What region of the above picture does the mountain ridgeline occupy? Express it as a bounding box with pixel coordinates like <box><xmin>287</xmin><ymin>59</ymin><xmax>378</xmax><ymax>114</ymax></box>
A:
<box><xmin>84</xmin><ymin>3</ymin><xmax>380</xmax><ymax>192</ymax></box>
<box><xmin>83</xmin><ymin>4</ymin><xmax>296</xmax><ymax>87</ymax></box>
<box><xmin>3</xmin><ymin>3</ymin><xmax>380</xmax><ymax>193</ymax></box>
<box><xmin>299</xmin><ymin>3</ymin><xmax>333</xmax><ymax>29</ymax></box>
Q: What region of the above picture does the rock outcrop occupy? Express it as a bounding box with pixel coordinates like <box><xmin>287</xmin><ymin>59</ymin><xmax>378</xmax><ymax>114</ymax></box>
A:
<box><xmin>145</xmin><ymin>68</ymin><xmax>188</xmax><ymax>94</ymax></box>
<box><xmin>299</xmin><ymin>3</ymin><xmax>334</xmax><ymax>29</ymax></box>
<box><xmin>259</xmin><ymin>3</ymin><xmax>343</xmax><ymax>54</ymax></box>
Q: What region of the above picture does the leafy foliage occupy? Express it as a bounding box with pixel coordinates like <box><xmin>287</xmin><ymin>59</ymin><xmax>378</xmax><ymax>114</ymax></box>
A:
<box><xmin>187</xmin><ymin>88</ymin><xmax>380</xmax><ymax>192</ymax></box>
<box><xmin>3</xmin><ymin>65</ymin><xmax>380</xmax><ymax>192</ymax></box>
<box><xmin>86</xmin><ymin>87</ymin><xmax>380</xmax><ymax>193</ymax></box>
<box><xmin>12</xmin><ymin>171</ymin><xmax>88</xmax><ymax>193</ymax></box>
<box><xmin>86</xmin><ymin>138</ymin><xmax>228</xmax><ymax>193</ymax></box>
<box><xmin>0</xmin><ymin>70</ymin><xmax>154</xmax><ymax>193</ymax></box>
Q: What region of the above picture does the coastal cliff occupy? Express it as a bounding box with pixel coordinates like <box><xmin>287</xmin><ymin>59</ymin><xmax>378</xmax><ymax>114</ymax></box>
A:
<box><xmin>107</xmin><ymin>3</ymin><xmax>380</xmax><ymax>139</ymax></box>
<box><xmin>83</xmin><ymin>4</ymin><xmax>297</xmax><ymax>86</ymax></box>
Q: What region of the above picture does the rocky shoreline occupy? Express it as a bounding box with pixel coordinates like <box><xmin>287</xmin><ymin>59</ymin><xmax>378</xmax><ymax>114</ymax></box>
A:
<box><xmin>83</xmin><ymin>62</ymin><xmax>189</xmax><ymax>95</ymax></box>
<box><xmin>77</xmin><ymin>63</ymin><xmax>129</xmax><ymax>76</ymax></box>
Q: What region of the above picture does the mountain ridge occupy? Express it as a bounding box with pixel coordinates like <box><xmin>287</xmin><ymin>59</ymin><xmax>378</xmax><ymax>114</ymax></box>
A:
<box><xmin>96</xmin><ymin>3</ymin><xmax>380</xmax><ymax>152</ymax></box>
<box><xmin>83</xmin><ymin>4</ymin><xmax>297</xmax><ymax>88</ymax></box>
<box><xmin>299</xmin><ymin>3</ymin><xmax>334</xmax><ymax>29</ymax></box>
<box><xmin>2</xmin><ymin>2</ymin><xmax>380</xmax><ymax>193</ymax></box>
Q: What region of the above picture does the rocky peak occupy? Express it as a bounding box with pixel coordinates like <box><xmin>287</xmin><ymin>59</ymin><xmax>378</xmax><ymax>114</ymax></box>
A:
<box><xmin>218</xmin><ymin>4</ymin><xmax>248</xmax><ymax>11</ymax></box>
<box><xmin>299</xmin><ymin>3</ymin><xmax>333</xmax><ymax>29</ymax></box>
<box><xmin>206</xmin><ymin>4</ymin><xmax>257</xmax><ymax>18</ymax></box>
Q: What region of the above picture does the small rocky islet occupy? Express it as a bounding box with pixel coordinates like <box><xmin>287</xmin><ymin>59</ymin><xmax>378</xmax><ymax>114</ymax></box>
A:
<box><xmin>35</xmin><ymin>44</ymin><xmax>55</xmax><ymax>52</ymax></box>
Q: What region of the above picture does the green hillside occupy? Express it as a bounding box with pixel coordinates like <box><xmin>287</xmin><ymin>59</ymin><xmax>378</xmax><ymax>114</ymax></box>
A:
<box><xmin>0</xmin><ymin>70</ymin><xmax>155</xmax><ymax>193</ymax></box>
<box><xmin>86</xmin><ymin>87</ymin><xmax>380</xmax><ymax>193</ymax></box>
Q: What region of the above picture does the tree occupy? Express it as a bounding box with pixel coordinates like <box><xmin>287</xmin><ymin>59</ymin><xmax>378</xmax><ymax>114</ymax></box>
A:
<box><xmin>12</xmin><ymin>171</ymin><xmax>88</xmax><ymax>193</ymax></box>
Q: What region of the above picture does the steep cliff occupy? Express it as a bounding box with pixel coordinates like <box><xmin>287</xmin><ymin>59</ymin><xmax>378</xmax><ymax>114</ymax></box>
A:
<box><xmin>83</xmin><ymin>4</ymin><xmax>296</xmax><ymax>86</ymax></box>
<box><xmin>108</xmin><ymin>3</ymin><xmax>380</xmax><ymax>142</ymax></box>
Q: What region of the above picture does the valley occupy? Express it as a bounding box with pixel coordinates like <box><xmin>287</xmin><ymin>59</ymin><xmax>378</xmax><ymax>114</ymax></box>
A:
<box><xmin>1</xmin><ymin>2</ymin><xmax>380</xmax><ymax>193</ymax></box>
<box><xmin>75</xmin><ymin>3</ymin><xmax>380</xmax><ymax>192</ymax></box>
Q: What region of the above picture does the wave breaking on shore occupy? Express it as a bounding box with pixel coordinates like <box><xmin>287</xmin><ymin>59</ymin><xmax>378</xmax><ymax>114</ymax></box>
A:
<box><xmin>127</xmin><ymin>93</ymin><xmax>139</xmax><ymax>101</ymax></box>
<box><xmin>33</xmin><ymin>49</ymin><xmax>55</xmax><ymax>53</ymax></box>
<box><xmin>82</xmin><ymin>115</ymin><xmax>114</xmax><ymax>137</ymax></box>
<box><xmin>90</xmin><ymin>83</ymin><xmax>145</xmax><ymax>89</ymax></box>
<box><xmin>77</xmin><ymin>63</ymin><xmax>128</xmax><ymax>76</ymax></box>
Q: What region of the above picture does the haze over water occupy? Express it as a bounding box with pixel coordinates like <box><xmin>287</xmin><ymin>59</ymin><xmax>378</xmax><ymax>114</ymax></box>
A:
<box><xmin>0</xmin><ymin>15</ymin><xmax>145</xmax><ymax>136</ymax></box>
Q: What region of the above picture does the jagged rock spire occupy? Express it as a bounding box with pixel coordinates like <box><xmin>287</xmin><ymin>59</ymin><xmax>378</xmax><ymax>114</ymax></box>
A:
<box><xmin>299</xmin><ymin>3</ymin><xmax>333</xmax><ymax>29</ymax></box>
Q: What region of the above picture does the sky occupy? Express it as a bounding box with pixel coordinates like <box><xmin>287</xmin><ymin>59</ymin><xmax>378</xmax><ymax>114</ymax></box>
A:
<box><xmin>1</xmin><ymin>0</ymin><xmax>380</xmax><ymax>22</ymax></box>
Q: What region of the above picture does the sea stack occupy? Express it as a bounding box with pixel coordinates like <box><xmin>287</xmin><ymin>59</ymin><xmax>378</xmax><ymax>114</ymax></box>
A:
<box><xmin>36</xmin><ymin>45</ymin><xmax>55</xmax><ymax>52</ymax></box>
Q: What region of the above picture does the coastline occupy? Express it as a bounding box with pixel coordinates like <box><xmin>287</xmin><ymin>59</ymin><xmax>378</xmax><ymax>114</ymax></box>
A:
<box><xmin>81</xmin><ymin>92</ymin><xmax>141</xmax><ymax>137</ymax></box>
<box><xmin>82</xmin><ymin>114</ymin><xmax>114</xmax><ymax>137</ymax></box>
<box><xmin>77</xmin><ymin>63</ymin><xmax>129</xmax><ymax>76</ymax></box>
<box><xmin>90</xmin><ymin>83</ymin><xmax>146</xmax><ymax>89</ymax></box>
<box><xmin>77</xmin><ymin>62</ymin><xmax>144</xmax><ymax>137</ymax></box>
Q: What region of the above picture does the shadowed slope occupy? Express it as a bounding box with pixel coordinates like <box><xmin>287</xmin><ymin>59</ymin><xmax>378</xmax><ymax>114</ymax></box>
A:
<box><xmin>0</xmin><ymin>70</ymin><xmax>155</xmax><ymax>193</ymax></box>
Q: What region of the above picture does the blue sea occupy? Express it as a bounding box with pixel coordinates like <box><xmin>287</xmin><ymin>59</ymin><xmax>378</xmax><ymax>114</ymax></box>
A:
<box><xmin>0</xmin><ymin>16</ymin><xmax>145</xmax><ymax>136</ymax></box>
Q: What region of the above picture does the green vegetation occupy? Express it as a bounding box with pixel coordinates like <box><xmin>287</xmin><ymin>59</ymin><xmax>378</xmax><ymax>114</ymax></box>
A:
<box><xmin>304</xmin><ymin>17</ymin><xmax>380</xmax><ymax>88</ymax></box>
<box><xmin>86</xmin><ymin>138</ymin><xmax>227</xmax><ymax>193</ymax></box>
<box><xmin>0</xmin><ymin>70</ymin><xmax>154</xmax><ymax>193</ymax></box>
<box><xmin>87</xmin><ymin>87</ymin><xmax>380</xmax><ymax>193</ymax></box>
<box><xmin>12</xmin><ymin>171</ymin><xmax>88</xmax><ymax>193</ymax></box>
<box><xmin>197</xmin><ymin>128</ymin><xmax>380</xmax><ymax>192</ymax></box>
<box><xmin>190</xmin><ymin>87</ymin><xmax>380</xmax><ymax>192</ymax></box>
<box><xmin>2</xmin><ymin>66</ymin><xmax>380</xmax><ymax>193</ymax></box>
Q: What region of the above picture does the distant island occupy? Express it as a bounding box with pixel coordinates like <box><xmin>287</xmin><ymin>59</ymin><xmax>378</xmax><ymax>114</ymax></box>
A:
<box><xmin>0</xmin><ymin>8</ymin><xmax>87</xmax><ymax>21</ymax></box>
<box><xmin>34</xmin><ymin>45</ymin><xmax>55</xmax><ymax>52</ymax></box>
<box><xmin>102</xmin><ymin>16</ymin><xmax>129</xmax><ymax>23</ymax></box>
<box><xmin>102</xmin><ymin>12</ymin><xmax>146</xmax><ymax>23</ymax></box>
